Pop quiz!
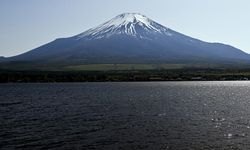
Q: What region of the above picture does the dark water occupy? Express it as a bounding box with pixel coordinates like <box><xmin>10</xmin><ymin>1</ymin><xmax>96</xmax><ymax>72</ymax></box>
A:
<box><xmin>1</xmin><ymin>82</ymin><xmax>250</xmax><ymax>150</ymax></box>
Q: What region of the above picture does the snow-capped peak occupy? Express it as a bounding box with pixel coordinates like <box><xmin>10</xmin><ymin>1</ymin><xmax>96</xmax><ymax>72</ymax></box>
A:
<box><xmin>76</xmin><ymin>13</ymin><xmax>173</xmax><ymax>40</ymax></box>
<box><xmin>106</xmin><ymin>13</ymin><xmax>157</xmax><ymax>30</ymax></box>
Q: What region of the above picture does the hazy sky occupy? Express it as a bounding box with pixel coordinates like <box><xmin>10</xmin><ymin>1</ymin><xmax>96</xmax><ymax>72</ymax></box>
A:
<box><xmin>0</xmin><ymin>0</ymin><xmax>249</xmax><ymax>57</ymax></box>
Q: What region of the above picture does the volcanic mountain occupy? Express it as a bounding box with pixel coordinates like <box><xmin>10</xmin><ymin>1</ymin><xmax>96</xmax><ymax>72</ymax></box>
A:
<box><xmin>5</xmin><ymin>13</ymin><xmax>250</xmax><ymax>66</ymax></box>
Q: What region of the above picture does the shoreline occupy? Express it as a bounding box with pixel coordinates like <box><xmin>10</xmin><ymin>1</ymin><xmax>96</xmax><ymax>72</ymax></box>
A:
<box><xmin>1</xmin><ymin>69</ymin><xmax>250</xmax><ymax>83</ymax></box>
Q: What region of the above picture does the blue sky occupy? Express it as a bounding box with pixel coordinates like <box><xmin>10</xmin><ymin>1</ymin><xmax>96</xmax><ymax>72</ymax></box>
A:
<box><xmin>0</xmin><ymin>0</ymin><xmax>249</xmax><ymax>57</ymax></box>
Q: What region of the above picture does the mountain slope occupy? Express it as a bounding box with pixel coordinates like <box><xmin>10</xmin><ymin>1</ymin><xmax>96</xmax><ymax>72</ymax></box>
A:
<box><xmin>0</xmin><ymin>57</ymin><xmax>6</xmax><ymax>62</ymax></box>
<box><xmin>6</xmin><ymin>13</ymin><xmax>250</xmax><ymax>65</ymax></box>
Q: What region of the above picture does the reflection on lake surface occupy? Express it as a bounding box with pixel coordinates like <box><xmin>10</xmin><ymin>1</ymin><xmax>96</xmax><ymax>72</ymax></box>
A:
<box><xmin>1</xmin><ymin>81</ymin><xmax>250</xmax><ymax>149</ymax></box>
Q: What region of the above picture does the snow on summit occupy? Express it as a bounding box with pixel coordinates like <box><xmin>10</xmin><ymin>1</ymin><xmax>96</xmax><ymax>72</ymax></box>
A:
<box><xmin>76</xmin><ymin>13</ymin><xmax>173</xmax><ymax>40</ymax></box>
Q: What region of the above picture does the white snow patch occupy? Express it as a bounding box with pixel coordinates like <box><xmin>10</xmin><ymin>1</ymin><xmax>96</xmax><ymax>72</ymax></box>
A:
<box><xmin>76</xmin><ymin>13</ymin><xmax>174</xmax><ymax>40</ymax></box>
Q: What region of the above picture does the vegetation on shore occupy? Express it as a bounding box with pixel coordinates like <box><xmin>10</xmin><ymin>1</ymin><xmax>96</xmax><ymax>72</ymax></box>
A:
<box><xmin>1</xmin><ymin>68</ymin><xmax>250</xmax><ymax>83</ymax></box>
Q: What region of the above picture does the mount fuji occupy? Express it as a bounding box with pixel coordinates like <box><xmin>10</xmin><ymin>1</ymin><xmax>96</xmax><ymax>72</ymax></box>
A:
<box><xmin>5</xmin><ymin>13</ymin><xmax>250</xmax><ymax>67</ymax></box>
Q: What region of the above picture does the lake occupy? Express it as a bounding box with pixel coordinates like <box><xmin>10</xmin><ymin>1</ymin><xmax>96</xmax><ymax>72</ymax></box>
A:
<box><xmin>1</xmin><ymin>82</ymin><xmax>250</xmax><ymax>149</ymax></box>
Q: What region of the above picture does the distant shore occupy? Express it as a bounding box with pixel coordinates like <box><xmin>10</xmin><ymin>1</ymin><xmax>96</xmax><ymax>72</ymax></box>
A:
<box><xmin>1</xmin><ymin>69</ymin><xmax>250</xmax><ymax>83</ymax></box>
